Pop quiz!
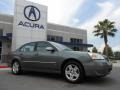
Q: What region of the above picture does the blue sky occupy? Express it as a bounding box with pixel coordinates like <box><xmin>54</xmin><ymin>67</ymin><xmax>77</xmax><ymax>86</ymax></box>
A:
<box><xmin>0</xmin><ymin>0</ymin><xmax>120</xmax><ymax>52</ymax></box>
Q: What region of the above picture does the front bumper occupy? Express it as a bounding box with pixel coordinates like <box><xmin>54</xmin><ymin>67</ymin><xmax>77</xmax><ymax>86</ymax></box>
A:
<box><xmin>85</xmin><ymin>60</ymin><xmax>112</xmax><ymax>77</ymax></box>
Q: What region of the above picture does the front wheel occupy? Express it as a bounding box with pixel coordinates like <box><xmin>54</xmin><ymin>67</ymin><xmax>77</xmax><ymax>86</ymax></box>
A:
<box><xmin>63</xmin><ymin>61</ymin><xmax>84</xmax><ymax>83</ymax></box>
<box><xmin>12</xmin><ymin>61</ymin><xmax>22</xmax><ymax>75</ymax></box>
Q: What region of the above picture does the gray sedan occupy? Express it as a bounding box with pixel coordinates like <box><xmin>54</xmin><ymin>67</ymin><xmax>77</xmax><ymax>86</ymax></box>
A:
<box><xmin>8</xmin><ymin>41</ymin><xmax>112</xmax><ymax>83</ymax></box>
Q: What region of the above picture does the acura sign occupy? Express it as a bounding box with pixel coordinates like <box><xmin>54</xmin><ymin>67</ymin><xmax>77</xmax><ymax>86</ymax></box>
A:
<box><xmin>24</xmin><ymin>5</ymin><xmax>41</xmax><ymax>21</ymax></box>
<box><xmin>18</xmin><ymin>5</ymin><xmax>44</xmax><ymax>29</ymax></box>
<box><xmin>12</xmin><ymin>0</ymin><xmax>47</xmax><ymax>51</ymax></box>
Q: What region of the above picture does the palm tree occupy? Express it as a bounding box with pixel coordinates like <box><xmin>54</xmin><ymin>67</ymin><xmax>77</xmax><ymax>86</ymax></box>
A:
<box><xmin>93</xmin><ymin>19</ymin><xmax>117</xmax><ymax>57</ymax></box>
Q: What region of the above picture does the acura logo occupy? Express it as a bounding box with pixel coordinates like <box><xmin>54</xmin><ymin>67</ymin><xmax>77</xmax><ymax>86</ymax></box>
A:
<box><xmin>24</xmin><ymin>5</ymin><xmax>40</xmax><ymax>21</ymax></box>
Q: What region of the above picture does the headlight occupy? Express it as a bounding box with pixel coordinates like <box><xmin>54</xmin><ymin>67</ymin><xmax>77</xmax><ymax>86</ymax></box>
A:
<box><xmin>88</xmin><ymin>53</ymin><xmax>105</xmax><ymax>60</ymax></box>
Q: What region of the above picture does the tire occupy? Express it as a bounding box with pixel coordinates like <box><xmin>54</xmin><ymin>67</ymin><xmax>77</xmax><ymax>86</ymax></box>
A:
<box><xmin>11</xmin><ymin>61</ymin><xmax>22</xmax><ymax>75</ymax></box>
<box><xmin>63</xmin><ymin>61</ymin><xmax>84</xmax><ymax>83</ymax></box>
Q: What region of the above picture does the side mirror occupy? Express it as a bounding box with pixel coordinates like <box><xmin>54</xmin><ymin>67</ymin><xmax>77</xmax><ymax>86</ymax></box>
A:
<box><xmin>46</xmin><ymin>47</ymin><xmax>55</xmax><ymax>52</ymax></box>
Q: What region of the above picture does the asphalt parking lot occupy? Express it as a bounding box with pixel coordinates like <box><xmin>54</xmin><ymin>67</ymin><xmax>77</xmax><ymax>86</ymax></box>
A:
<box><xmin>0</xmin><ymin>67</ymin><xmax>120</xmax><ymax>90</ymax></box>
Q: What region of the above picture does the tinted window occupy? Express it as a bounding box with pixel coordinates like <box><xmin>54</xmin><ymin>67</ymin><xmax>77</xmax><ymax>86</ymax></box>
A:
<box><xmin>50</xmin><ymin>42</ymin><xmax>73</xmax><ymax>51</ymax></box>
<box><xmin>36</xmin><ymin>42</ymin><xmax>54</xmax><ymax>52</ymax></box>
<box><xmin>20</xmin><ymin>43</ymin><xmax>35</xmax><ymax>52</ymax></box>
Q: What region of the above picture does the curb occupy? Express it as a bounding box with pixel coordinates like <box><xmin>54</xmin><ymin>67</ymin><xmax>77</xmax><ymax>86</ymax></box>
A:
<box><xmin>0</xmin><ymin>63</ymin><xmax>9</xmax><ymax>69</ymax></box>
<box><xmin>0</xmin><ymin>65</ymin><xmax>10</xmax><ymax>71</ymax></box>
<box><xmin>0</xmin><ymin>65</ymin><xmax>9</xmax><ymax>68</ymax></box>
<box><xmin>0</xmin><ymin>63</ymin><xmax>10</xmax><ymax>68</ymax></box>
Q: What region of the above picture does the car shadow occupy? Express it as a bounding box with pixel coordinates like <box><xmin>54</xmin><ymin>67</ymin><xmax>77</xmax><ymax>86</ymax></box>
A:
<box><xmin>21</xmin><ymin>71</ymin><xmax>65</xmax><ymax>82</ymax></box>
<box><xmin>21</xmin><ymin>71</ymin><xmax>116</xmax><ymax>84</ymax></box>
<box><xmin>8</xmin><ymin>70</ymin><xmax>116</xmax><ymax>86</ymax></box>
<box><xmin>64</xmin><ymin>76</ymin><xmax>116</xmax><ymax>88</ymax></box>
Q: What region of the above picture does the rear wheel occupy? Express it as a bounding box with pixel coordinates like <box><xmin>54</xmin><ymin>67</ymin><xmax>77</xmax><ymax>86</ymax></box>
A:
<box><xmin>63</xmin><ymin>61</ymin><xmax>84</xmax><ymax>83</ymax></box>
<box><xmin>12</xmin><ymin>61</ymin><xmax>22</xmax><ymax>75</ymax></box>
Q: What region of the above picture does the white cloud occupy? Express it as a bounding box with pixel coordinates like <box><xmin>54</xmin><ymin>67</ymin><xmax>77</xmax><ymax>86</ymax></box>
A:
<box><xmin>71</xmin><ymin>18</ymin><xmax>80</xmax><ymax>26</ymax></box>
<box><xmin>79</xmin><ymin>1</ymin><xmax>117</xmax><ymax>39</ymax></box>
<box><xmin>113</xmin><ymin>45</ymin><xmax>120</xmax><ymax>51</ymax></box>
<box><xmin>109</xmin><ymin>7</ymin><xmax>120</xmax><ymax>29</ymax></box>
<box><xmin>27</xmin><ymin>0</ymin><xmax>84</xmax><ymax>25</ymax></box>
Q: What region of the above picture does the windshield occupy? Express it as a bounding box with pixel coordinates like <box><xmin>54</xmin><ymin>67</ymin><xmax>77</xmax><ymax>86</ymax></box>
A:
<box><xmin>50</xmin><ymin>42</ymin><xmax>73</xmax><ymax>51</ymax></box>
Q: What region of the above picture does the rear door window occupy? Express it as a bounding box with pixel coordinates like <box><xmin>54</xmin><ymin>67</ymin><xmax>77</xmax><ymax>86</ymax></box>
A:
<box><xmin>20</xmin><ymin>43</ymin><xmax>36</xmax><ymax>52</ymax></box>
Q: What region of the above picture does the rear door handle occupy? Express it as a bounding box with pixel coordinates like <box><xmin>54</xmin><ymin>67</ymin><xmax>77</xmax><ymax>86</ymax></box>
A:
<box><xmin>20</xmin><ymin>53</ymin><xmax>23</xmax><ymax>55</ymax></box>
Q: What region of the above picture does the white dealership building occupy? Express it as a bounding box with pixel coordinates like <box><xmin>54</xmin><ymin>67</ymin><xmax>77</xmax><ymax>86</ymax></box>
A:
<box><xmin>0</xmin><ymin>0</ymin><xmax>92</xmax><ymax>62</ymax></box>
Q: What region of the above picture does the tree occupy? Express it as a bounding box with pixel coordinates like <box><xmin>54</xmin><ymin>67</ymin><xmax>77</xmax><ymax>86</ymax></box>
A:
<box><xmin>92</xmin><ymin>47</ymin><xmax>98</xmax><ymax>53</ymax></box>
<box><xmin>103</xmin><ymin>45</ymin><xmax>113</xmax><ymax>58</ymax></box>
<box><xmin>114</xmin><ymin>52</ymin><xmax>120</xmax><ymax>60</ymax></box>
<box><xmin>93</xmin><ymin>19</ymin><xmax>117</xmax><ymax>57</ymax></box>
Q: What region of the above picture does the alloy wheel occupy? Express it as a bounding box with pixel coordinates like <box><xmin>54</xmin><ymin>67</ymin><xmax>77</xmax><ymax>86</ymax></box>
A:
<box><xmin>12</xmin><ymin>61</ymin><xmax>20</xmax><ymax>74</ymax></box>
<box><xmin>65</xmin><ymin>64</ymin><xmax>80</xmax><ymax>82</ymax></box>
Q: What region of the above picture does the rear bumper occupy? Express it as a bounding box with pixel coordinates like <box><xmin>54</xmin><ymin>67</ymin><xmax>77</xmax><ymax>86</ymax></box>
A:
<box><xmin>84</xmin><ymin>60</ymin><xmax>112</xmax><ymax>77</ymax></box>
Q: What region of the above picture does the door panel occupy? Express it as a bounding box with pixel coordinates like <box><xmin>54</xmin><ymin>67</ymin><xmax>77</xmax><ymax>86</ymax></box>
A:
<box><xmin>35</xmin><ymin>42</ymin><xmax>60</xmax><ymax>70</ymax></box>
<box><xmin>21</xmin><ymin>52</ymin><xmax>38</xmax><ymax>70</ymax></box>
<box><xmin>36</xmin><ymin>51</ymin><xmax>59</xmax><ymax>70</ymax></box>
<box><xmin>19</xmin><ymin>42</ymin><xmax>37</xmax><ymax>70</ymax></box>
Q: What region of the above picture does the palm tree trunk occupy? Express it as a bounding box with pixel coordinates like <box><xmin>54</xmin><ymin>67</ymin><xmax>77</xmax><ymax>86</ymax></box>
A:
<box><xmin>104</xmin><ymin>33</ymin><xmax>108</xmax><ymax>57</ymax></box>
<box><xmin>105</xmin><ymin>43</ymin><xmax>108</xmax><ymax>57</ymax></box>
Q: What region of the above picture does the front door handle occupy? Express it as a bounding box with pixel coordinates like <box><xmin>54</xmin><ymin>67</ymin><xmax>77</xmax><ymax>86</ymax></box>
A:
<box><xmin>34</xmin><ymin>53</ymin><xmax>39</xmax><ymax>56</ymax></box>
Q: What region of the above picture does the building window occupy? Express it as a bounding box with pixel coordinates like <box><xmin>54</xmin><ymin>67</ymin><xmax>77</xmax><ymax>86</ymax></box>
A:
<box><xmin>70</xmin><ymin>38</ymin><xmax>83</xmax><ymax>44</ymax></box>
<box><xmin>6</xmin><ymin>33</ymin><xmax>12</xmax><ymax>37</ymax></box>
<box><xmin>47</xmin><ymin>35</ymin><xmax>50</xmax><ymax>41</ymax></box>
<box><xmin>51</xmin><ymin>36</ymin><xmax>55</xmax><ymax>41</ymax></box>
<box><xmin>73</xmin><ymin>47</ymin><xmax>80</xmax><ymax>51</ymax></box>
<box><xmin>47</xmin><ymin>35</ymin><xmax>63</xmax><ymax>42</ymax></box>
<box><xmin>0</xmin><ymin>29</ymin><xmax>3</xmax><ymax>36</ymax></box>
